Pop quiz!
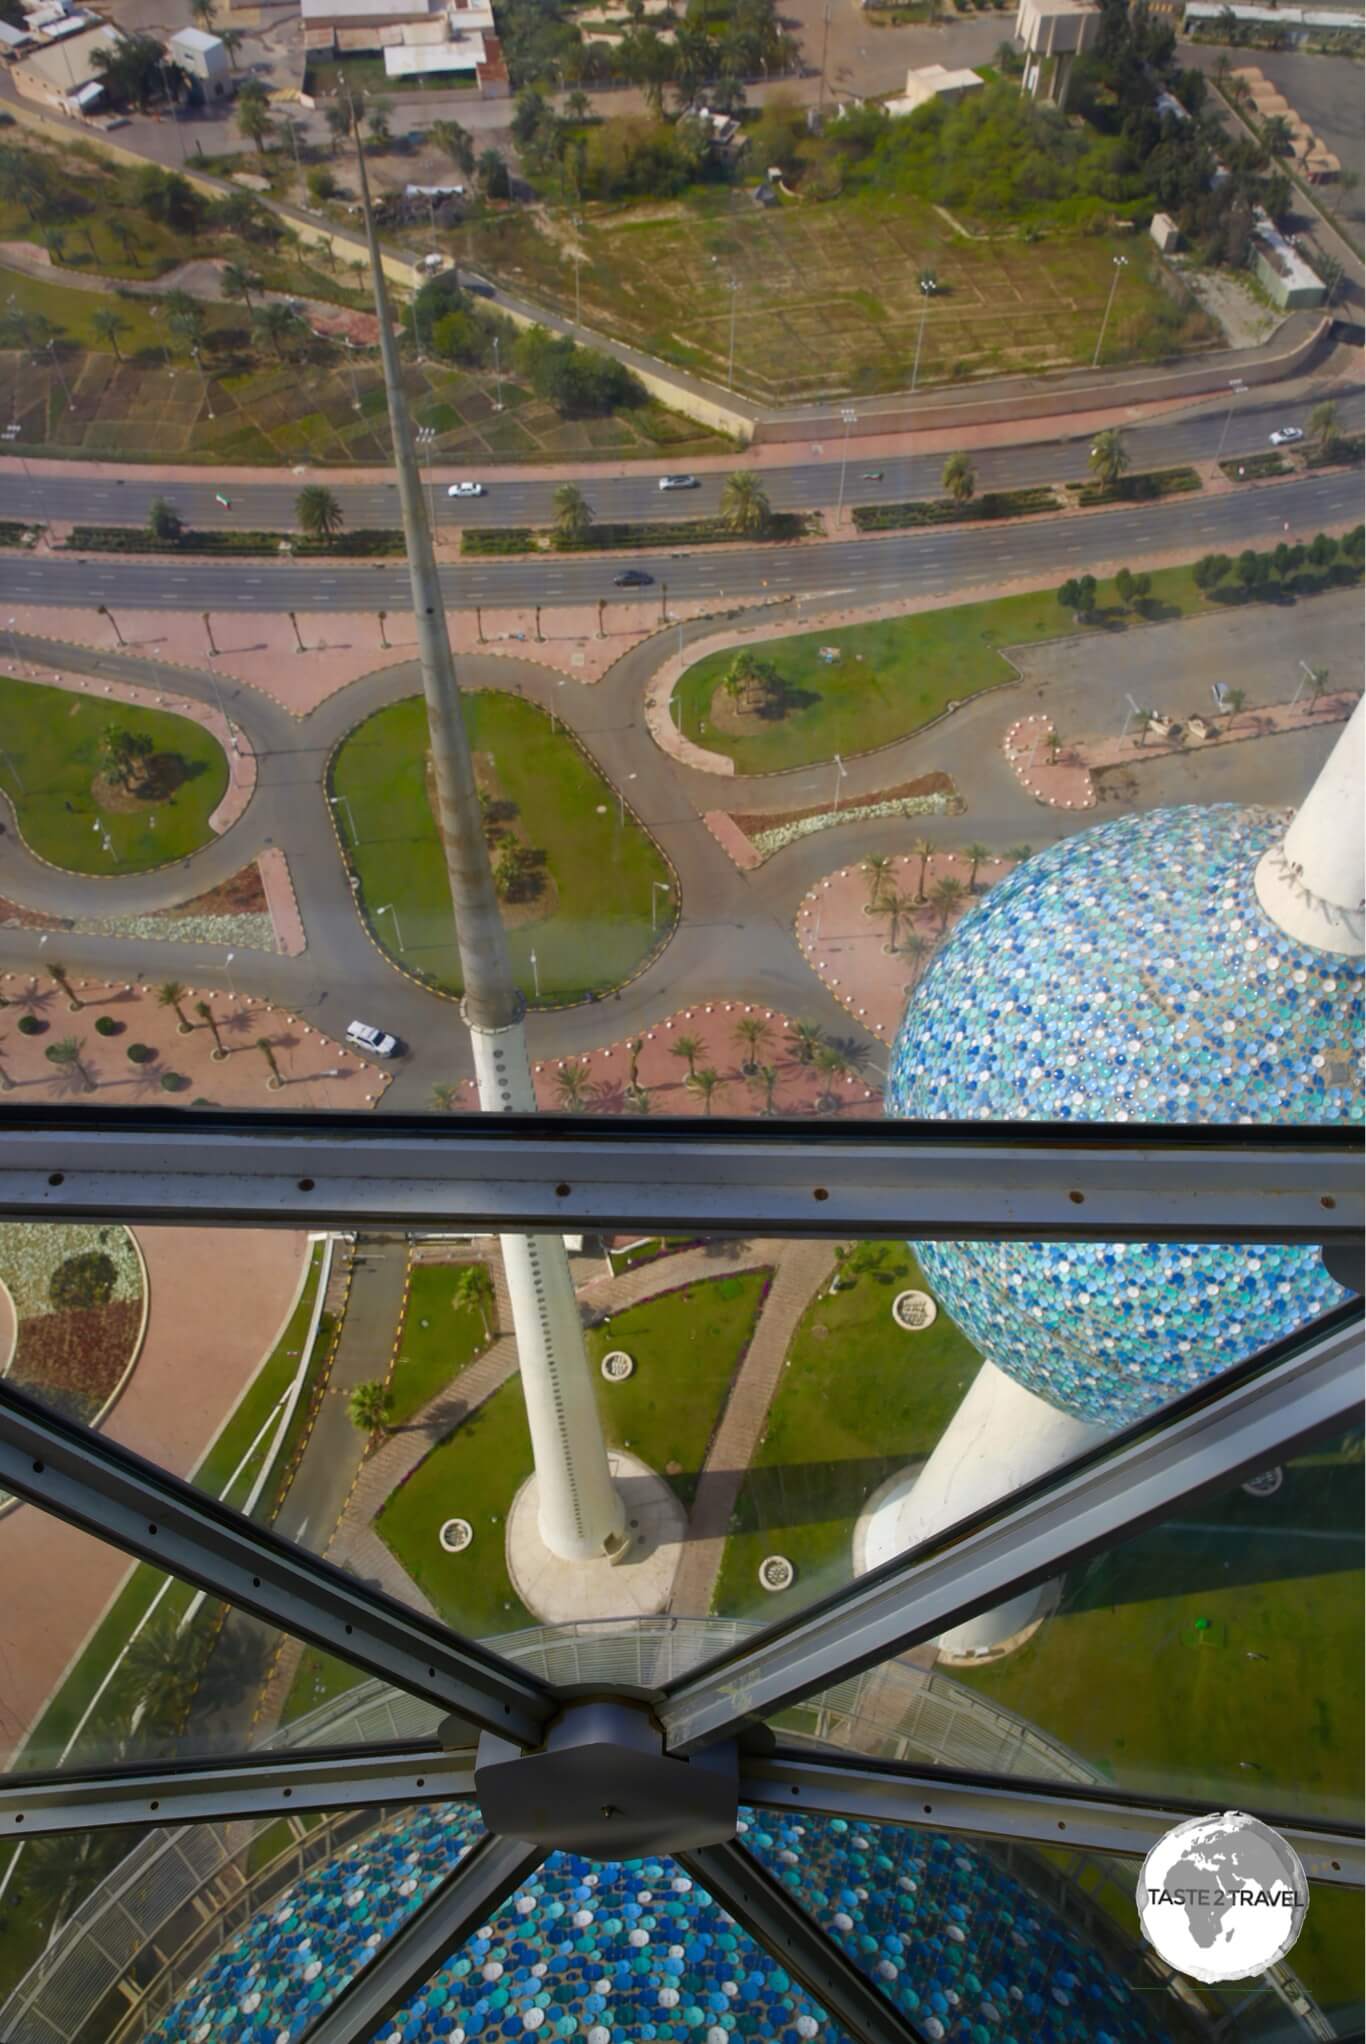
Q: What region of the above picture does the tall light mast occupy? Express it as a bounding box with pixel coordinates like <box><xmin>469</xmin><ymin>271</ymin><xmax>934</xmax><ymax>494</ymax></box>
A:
<box><xmin>352</xmin><ymin>119</ymin><xmax>626</xmax><ymax>1564</ymax></box>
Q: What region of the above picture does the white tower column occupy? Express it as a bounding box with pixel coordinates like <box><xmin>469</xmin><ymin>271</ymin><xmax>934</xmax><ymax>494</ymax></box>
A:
<box><xmin>469</xmin><ymin>1022</ymin><xmax>627</xmax><ymax>1561</ymax></box>
<box><xmin>1255</xmin><ymin>697</ymin><xmax>1365</xmax><ymax>958</ymax></box>
<box><xmin>860</xmin><ymin>1360</ymin><xmax>1109</xmax><ymax>1656</ymax></box>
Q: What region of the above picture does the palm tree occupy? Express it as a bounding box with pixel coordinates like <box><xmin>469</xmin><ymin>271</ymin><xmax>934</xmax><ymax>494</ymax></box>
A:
<box><xmin>903</xmin><ymin>931</ymin><xmax>934</xmax><ymax>987</ymax></box>
<box><xmin>1307</xmin><ymin>401</ymin><xmax>1340</xmax><ymax>461</ymax></box>
<box><xmin>117</xmin><ymin>1612</ymin><xmax>203</xmax><ymax>1733</ymax></box>
<box><xmin>1089</xmin><ymin>428</ymin><xmax>1129</xmax><ymax>491</ymax></box>
<box><xmin>158</xmin><ymin>980</ymin><xmax>193</xmax><ymax>1033</ymax></box>
<box><xmin>110</xmin><ymin>218</ymin><xmax>141</xmax><ymax>269</ymax></box>
<box><xmin>555</xmin><ymin>1061</ymin><xmax>594</xmax><ymax>1111</ymax></box>
<box><xmin>221</xmin><ymin>261</ymin><xmax>261</xmax><ymax>313</ymax></box>
<box><xmin>964</xmin><ymin>842</ymin><xmax>990</xmax><ymax>892</ymax></box>
<box><xmin>236</xmin><ymin>80</ymin><xmax>273</xmax><ymax>162</ymax></box>
<box><xmin>911</xmin><ymin>836</ymin><xmax>934</xmax><ymax>902</ymax></box>
<box><xmin>941</xmin><ymin>450</ymin><xmax>976</xmax><ymax>505</ymax></box>
<box><xmin>49</xmin><ymin>962</ymin><xmax>80</xmax><ymax>1010</ymax></box>
<box><xmin>218</xmin><ymin>25</ymin><xmax>245</xmax><ymax>67</ymax></box>
<box><xmin>733</xmin><ymin>1013</ymin><xmax>770</xmax><ymax>1071</ymax></box>
<box><xmin>1301</xmin><ymin>664</ymin><xmax>1329</xmax><ymax>708</ymax></box>
<box><xmin>812</xmin><ymin>1041</ymin><xmax>850</xmax><ymax>1110</ymax></box>
<box><xmin>91</xmin><ymin>308</ymin><xmax>130</xmax><ymax>360</ymax></box>
<box><xmin>882</xmin><ymin>887</ymin><xmax>918</xmax><ymax>954</ymax></box>
<box><xmin>627</xmin><ymin>1037</ymin><xmax>644</xmax><ymax>1089</ymax></box>
<box><xmin>348</xmin><ymin>1379</ymin><xmax>393</xmax><ymax>1437</ymax></box>
<box><xmin>296</xmin><ymin>484</ymin><xmax>344</xmax><ymax>544</ymax></box>
<box><xmin>930</xmin><ymin>873</ymin><xmax>967</xmax><ymax>932</ymax></box>
<box><xmin>431</xmin><ymin>1081</ymin><xmax>460</xmax><ymax>1111</ymax></box>
<box><xmin>45</xmin><ymin>1035</ymin><xmax>95</xmax><ymax>1091</ymax></box>
<box><xmin>565</xmin><ymin>89</ymin><xmax>591</xmax><ymax>122</ymax></box>
<box><xmin>552</xmin><ymin>483</ymin><xmax>593</xmax><ymax>543</ymax></box>
<box><xmin>254</xmin><ymin>302</ymin><xmax>299</xmax><ymax>362</ymax></box>
<box><xmin>720</xmin><ymin>470</ymin><xmax>771</xmax><ymax>536</ymax></box>
<box><xmin>189</xmin><ymin>0</ymin><xmax>216</xmax><ymax>25</ymax></box>
<box><xmin>194</xmin><ymin>999</ymin><xmax>226</xmax><ymax>1058</ymax></box>
<box><xmin>785</xmin><ymin>1019</ymin><xmax>823</xmax><ymax>1066</ymax></box>
<box><xmin>670</xmin><ymin>1032</ymin><xmax>705</xmax><ymax>1079</ymax></box>
<box><xmin>862</xmin><ymin>855</ymin><xmax>892</xmax><ymax>912</ymax></box>
<box><xmin>453</xmin><ymin>1261</ymin><xmax>496</xmax><ymax>1341</ymax></box>
<box><xmin>686</xmin><ymin>1065</ymin><xmax>724</xmax><ymax>1115</ymax></box>
<box><xmin>429</xmin><ymin>118</ymin><xmax>475</xmax><ymax>172</ymax></box>
<box><xmin>257</xmin><ymin>1036</ymin><xmax>282</xmax><ymax>1088</ymax></box>
<box><xmin>753</xmin><ymin>1062</ymin><xmax>779</xmax><ymax>1114</ymax></box>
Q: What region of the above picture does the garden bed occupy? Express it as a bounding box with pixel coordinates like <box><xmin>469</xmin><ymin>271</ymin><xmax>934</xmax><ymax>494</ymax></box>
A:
<box><xmin>732</xmin><ymin>772</ymin><xmax>958</xmax><ymax>848</ymax></box>
<box><xmin>0</xmin><ymin>1222</ymin><xmax>145</xmax><ymax>1437</ymax></box>
<box><xmin>1219</xmin><ymin>451</ymin><xmax>1288</xmax><ymax>482</ymax></box>
<box><xmin>66</xmin><ymin>526</ymin><xmax>408</xmax><ymax>557</ymax></box>
<box><xmin>852</xmin><ymin>487</ymin><xmax>1058</xmax><ymax>531</ymax></box>
<box><xmin>461</xmin><ymin>515</ymin><xmax>811</xmax><ymax>558</ymax></box>
<box><xmin>1304</xmin><ymin>435</ymin><xmax>1364</xmax><ymax>469</ymax></box>
<box><xmin>460</xmin><ymin>528</ymin><xmax>537</xmax><ymax>556</ymax></box>
<box><xmin>1068</xmin><ymin>466</ymin><xmax>1201</xmax><ymax>506</ymax></box>
<box><xmin>0</xmin><ymin>523</ymin><xmax>42</xmax><ymax>548</ymax></box>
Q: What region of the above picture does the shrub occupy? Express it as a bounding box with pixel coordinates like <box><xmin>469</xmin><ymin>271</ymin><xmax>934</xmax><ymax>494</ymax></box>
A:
<box><xmin>94</xmin><ymin>1015</ymin><xmax>120</xmax><ymax>1036</ymax></box>
<box><xmin>160</xmin><ymin>1070</ymin><xmax>186</xmax><ymax>1091</ymax></box>
<box><xmin>126</xmin><ymin>1042</ymin><xmax>155</xmax><ymax>1063</ymax></box>
<box><xmin>49</xmin><ymin>1251</ymin><xmax>118</xmax><ymax>1309</ymax></box>
<box><xmin>17</xmin><ymin>1014</ymin><xmax>43</xmax><ymax>1036</ymax></box>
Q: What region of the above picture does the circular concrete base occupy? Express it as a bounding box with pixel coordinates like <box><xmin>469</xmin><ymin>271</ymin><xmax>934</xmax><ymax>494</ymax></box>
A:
<box><xmin>506</xmin><ymin>1451</ymin><xmax>685</xmax><ymax>1624</ymax></box>
<box><xmin>852</xmin><ymin>1462</ymin><xmax>1055</xmax><ymax>1663</ymax></box>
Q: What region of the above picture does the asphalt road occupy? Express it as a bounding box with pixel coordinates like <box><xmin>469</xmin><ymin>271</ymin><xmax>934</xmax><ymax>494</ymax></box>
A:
<box><xmin>5</xmin><ymin>392</ymin><xmax>1360</xmax><ymax>539</ymax></box>
<box><xmin>1</xmin><ymin>469</ymin><xmax>1359</xmax><ymax>616</ymax></box>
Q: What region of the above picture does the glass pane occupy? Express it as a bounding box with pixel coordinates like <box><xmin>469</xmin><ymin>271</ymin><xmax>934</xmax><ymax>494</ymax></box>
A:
<box><xmin>761</xmin><ymin>1427</ymin><xmax>1362</xmax><ymax>1833</ymax></box>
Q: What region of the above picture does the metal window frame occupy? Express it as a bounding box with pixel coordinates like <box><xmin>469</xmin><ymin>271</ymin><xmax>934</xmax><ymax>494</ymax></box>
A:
<box><xmin>0</xmin><ymin>1110</ymin><xmax>1358</xmax><ymax>1242</ymax></box>
<box><xmin>658</xmin><ymin>1304</ymin><xmax>1364</xmax><ymax>1753</ymax></box>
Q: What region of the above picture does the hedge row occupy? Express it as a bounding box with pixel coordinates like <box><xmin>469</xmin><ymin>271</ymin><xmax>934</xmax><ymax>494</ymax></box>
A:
<box><xmin>852</xmin><ymin>488</ymin><xmax>1058</xmax><ymax>531</ymax></box>
<box><xmin>1304</xmin><ymin>435</ymin><xmax>1364</xmax><ymax>470</ymax></box>
<box><xmin>1069</xmin><ymin>466</ymin><xmax>1202</xmax><ymax>506</ymax></box>
<box><xmin>67</xmin><ymin>527</ymin><xmax>408</xmax><ymax>557</ymax></box>
<box><xmin>0</xmin><ymin>523</ymin><xmax>39</xmax><ymax>549</ymax></box>
<box><xmin>461</xmin><ymin>528</ymin><xmax>538</xmax><ymax>556</ymax></box>
<box><xmin>554</xmin><ymin>513</ymin><xmax>810</xmax><ymax>552</ymax></box>
<box><xmin>1219</xmin><ymin>452</ymin><xmax>1288</xmax><ymax>482</ymax></box>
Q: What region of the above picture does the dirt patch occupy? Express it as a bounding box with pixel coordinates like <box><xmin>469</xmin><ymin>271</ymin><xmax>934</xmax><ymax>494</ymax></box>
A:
<box><xmin>423</xmin><ymin>750</ymin><xmax>559</xmax><ymax>930</ymax></box>
<box><xmin>173</xmin><ymin>862</ymin><xmax>269</xmax><ymax>917</ymax></box>
<box><xmin>92</xmin><ymin>753</ymin><xmax>203</xmax><ymax>813</ymax></box>
<box><xmin>731</xmin><ymin>773</ymin><xmax>956</xmax><ymax>839</ymax></box>
<box><xmin>0</xmin><ymin>897</ymin><xmax>68</xmax><ymax>931</ymax></box>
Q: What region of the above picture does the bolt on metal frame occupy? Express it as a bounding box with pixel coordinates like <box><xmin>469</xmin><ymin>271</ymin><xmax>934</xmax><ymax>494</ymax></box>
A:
<box><xmin>0</xmin><ymin>1114</ymin><xmax>1359</xmax><ymax>2044</ymax></box>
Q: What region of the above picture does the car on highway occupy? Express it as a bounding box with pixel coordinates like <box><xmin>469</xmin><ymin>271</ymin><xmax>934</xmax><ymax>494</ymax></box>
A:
<box><xmin>447</xmin><ymin>481</ymin><xmax>486</xmax><ymax>497</ymax></box>
<box><xmin>345</xmin><ymin>1020</ymin><xmax>402</xmax><ymax>1058</ymax></box>
<box><xmin>658</xmin><ymin>474</ymin><xmax>699</xmax><ymax>491</ymax></box>
<box><xmin>1268</xmin><ymin>427</ymin><xmax>1304</xmax><ymax>446</ymax></box>
<box><xmin>614</xmin><ymin>568</ymin><xmax>654</xmax><ymax>586</ymax></box>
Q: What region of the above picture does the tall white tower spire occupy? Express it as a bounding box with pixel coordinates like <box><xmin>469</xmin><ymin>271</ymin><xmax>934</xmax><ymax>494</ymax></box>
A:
<box><xmin>1255</xmin><ymin>696</ymin><xmax>1365</xmax><ymax>959</ymax></box>
<box><xmin>353</xmin><ymin>122</ymin><xmax>626</xmax><ymax>1564</ymax></box>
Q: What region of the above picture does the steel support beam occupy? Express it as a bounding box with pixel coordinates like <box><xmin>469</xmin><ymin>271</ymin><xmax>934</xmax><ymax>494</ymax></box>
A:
<box><xmin>0</xmin><ymin>1382</ymin><xmax>555</xmax><ymax>1748</ymax></box>
<box><xmin>679</xmin><ymin>1840</ymin><xmax>928</xmax><ymax>2044</ymax></box>
<box><xmin>660</xmin><ymin>1306</ymin><xmax>1364</xmax><ymax>1753</ymax></box>
<box><xmin>0</xmin><ymin>1744</ymin><xmax>480</xmax><ymax>1839</ymax></box>
<box><xmin>740</xmin><ymin>1750</ymin><xmax>1366</xmax><ymax>1890</ymax></box>
<box><xmin>304</xmin><ymin>1833</ymin><xmax>546</xmax><ymax>2044</ymax></box>
<box><xmin>0</xmin><ymin>1112</ymin><xmax>1357</xmax><ymax>1243</ymax></box>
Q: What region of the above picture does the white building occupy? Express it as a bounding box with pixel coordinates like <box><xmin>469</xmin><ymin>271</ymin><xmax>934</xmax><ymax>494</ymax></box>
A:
<box><xmin>1014</xmin><ymin>0</ymin><xmax>1100</xmax><ymax>105</ymax></box>
<box><xmin>884</xmin><ymin>63</ymin><xmax>984</xmax><ymax>117</ymax></box>
<box><xmin>301</xmin><ymin>0</ymin><xmax>503</xmax><ymax>85</ymax></box>
<box><xmin>1250</xmin><ymin>209</ymin><xmax>1327</xmax><ymax>308</ymax></box>
<box><xmin>169</xmin><ymin>24</ymin><xmax>233</xmax><ymax>99</ymax></box>
<box><xmin>12</xmin><ymin>18</ymin><xmax>120</xmax><ymax>113</ymax></box>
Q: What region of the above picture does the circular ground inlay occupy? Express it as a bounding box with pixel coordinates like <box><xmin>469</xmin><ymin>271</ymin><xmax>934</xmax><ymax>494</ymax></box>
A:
<box><xmin>759</xmin><ymin>1555</ymin><xmax>795</xmax><ymax>1593</ymax></box>
<box><xmin>1241</xmin><ymin>1467</ymin><xmax>1284</xmax><ymax>1499</ymax></box>
<box><xmin>439</xmin><ymin>1518</ymin><xmax>474</xmax><ymax>1553</ymax></box>
<box><xmin>601</xmin><ymin>1350</ymin><xmax>635</xmax><ymax>1382</ymax></box>
<box><xmin>892</xmin><ymin>1289</ymin><xmax>938</xmax><ymax>1331</ymax></box>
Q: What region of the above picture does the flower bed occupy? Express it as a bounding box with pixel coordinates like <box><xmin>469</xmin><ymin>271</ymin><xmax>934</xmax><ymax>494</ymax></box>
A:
<box><xmin>731</xmin><ymin>773</ymin><xmax>963</xmax><ymax>862</ymax></box>
<box><xmin>0</xmin><ymin>864</ymin><xmax>278</xmax><ymax>953</ymax></box>
<box><xmin>65</xmin><ymin>527</ymin><xmax>407</xmax><ymax>557</ymax></box>
<box><xmin>852</xmin><ymin>487</ymin><xmax>1058</xmax><ymax>531</ymax></box>
<box><xmin>1067</xmin><ymin>466</ymin><xmax>1201</xmax><ymax>506</ymax></box>
<box><xmin>0</xmin><ymin>1222</ymin><xmax>145</xmax><ymax>1442</ymax></box>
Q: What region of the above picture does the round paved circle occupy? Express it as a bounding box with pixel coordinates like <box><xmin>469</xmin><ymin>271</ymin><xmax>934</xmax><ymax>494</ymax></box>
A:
<box><xmin>439</xmin><ymin>1518</ymin><xmax>474</xmax><ymax>1553</ymax></box>
<box><xmin>601</xmin><ymin>1350</ymin><xmax>635</xmax><ymax>1381</ymax></box>
<box><xmin>759</xmin><ymin>1554</ymin><xmax>795</xmax><ymax>1592</ymax></box>
<box><xmin>892</xmin><ymin>1289</ymin><xmax>938</xmax><ymax>1331</ymax></box>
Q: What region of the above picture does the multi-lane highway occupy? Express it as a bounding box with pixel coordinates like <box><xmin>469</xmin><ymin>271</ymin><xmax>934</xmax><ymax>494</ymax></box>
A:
<box><xmin>1</xmin><ymin>470</ymin><xmax>1359</xmax><ymax>615</ymax></box>
<box><xmin>2</xmin><ymin>392</ymin><xmax>1360</xmax><ymax>539</ymax></box>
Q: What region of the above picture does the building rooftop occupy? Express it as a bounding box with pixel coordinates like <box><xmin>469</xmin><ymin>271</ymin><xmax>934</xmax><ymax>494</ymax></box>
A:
<box><xmin>169</xmin><ymin>24</ymin><xmax>223</xmax><ymax>50</ymax></box>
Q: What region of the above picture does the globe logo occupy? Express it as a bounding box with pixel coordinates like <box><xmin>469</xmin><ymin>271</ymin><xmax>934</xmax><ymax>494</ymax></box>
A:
<box><xmin>1136</xmin><ymin>1811</ymin><xmax>1309</xmax><ymax>1983</ymax></box>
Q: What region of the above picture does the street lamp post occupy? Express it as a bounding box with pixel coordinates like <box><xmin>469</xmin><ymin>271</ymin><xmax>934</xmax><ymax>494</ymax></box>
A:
<box><xmin>618</xmin><ymin>771</ymin><xmax>637</xmax><ymax>825</ymax></box>
<box><xmin>203</xmin><ymin>665</ymin><xmax>240</xmax><ymax>755</ymax></box>
<box><xmin>416</xmin><ymin>424</ymin><xmax>438</xmax><ymax>532</ymax></box>
<box><xmin>911</xmin><ymin>274</ymin><xmax>937</xmax><ymax>395</ymax></box>
<box><xmin>377</xmin><ymin>901</ymin><xmax>405</xmax><ymax>951</ymax></box>
<box><xmin>651</xmin><ymin>879</ymin><xmax>671</xmax><ymax>931</ymax></box>
<box><xmin>726</xmin><ymin>276</ymin><xmax>740</xmax><ymax>391</ymax></box>
<box><xmin>224</xmin><ymin>951</ymin><xmax>237</xmax><ymax>997</ymax></box>
<box><xmin>1217</xmin><ymin>378</ymin><xmax>1249</xmax><ymax>459</ymax></box>
<box><xmin>832</xmin><ymin>751</ymin><xmax>847</xmax><ymax>813</ymax></box>
<box><xmin>202</xmin><ymin>612</ymin><xmax>219</xmax><ymax>658</ymax></box>
<box><xmin>1091</xmin><ymin>255</ymin><xmax>1128</xmax><ymax>370</ymax></box>
<box><xmin>328</xmin><ymin>792</ymin><xmax>358</xmax><ymax>842</ymax></box>
<box><xmin>528</xmin><ymin>947</ymin><xmax>540</xmax><ymax>1000</ymax></box>
<box><xmin>492</xmin><ymin>334</ymin><xmax>504</xmax><ymax>413</ymax></box>
<box><xmin>835</xmin><ymin>406</ymin><xmax>857</xmax><ymax>526</ymax></box>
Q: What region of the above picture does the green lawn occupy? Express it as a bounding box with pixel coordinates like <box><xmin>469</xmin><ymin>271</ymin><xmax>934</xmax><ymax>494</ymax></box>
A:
<box><xmin>389</xmin><ymin>1263</ymin><xmax>493</xmax><ymax>1429</ymax></box>
<box><xmin>675</xmin><ymin>566</ymin><xmax>1207</xmax><ymax>774</ymax></box>
<box><xmin>330</xmin><ymin>691</ymin><xmax>675</xmax><ymax>1003</ymax></box>
<box><xmin>711</xmin><ymin>1247</ymin><xmax>980</xmax><ymax>1622</ymax></box>
<box><xmin>0</xmin><ymin>674</ymin><xmax>229</xmax><ymax>872</ymax></box>
<box><xmin>378</xmin><ymin>1269</ymin><xmax>770</xmax><ymax>1636</ymax></box>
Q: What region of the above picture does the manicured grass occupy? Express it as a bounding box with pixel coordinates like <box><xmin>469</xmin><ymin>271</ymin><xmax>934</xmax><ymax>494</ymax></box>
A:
<box><xmin>281</xmin><ymin>1644</ymin><xmax>375</xmax><ymax>1726</ymax></box>
<box><xmin>0</xmin><ymin>674</ymin><xmax>229</xmax><ymax>873</ymax></box>
<box><xmin>378</xmin><ymin>1270</ymin><xmax>770</xmax><ymax>1636</ymax></box>
<box><xmin>389</xmin><ymin>1263</ymin><xmax>493</xmax><ymax>1429</ymax></box>
<box><xmin>711</xmin><ymin>1248</ymin><xmax>979</xmax><ymax>1622</ymax></box>
<box><xmin>330</xmin><ymin>691</ymin><xmax>674</xmax><ymax>1003</ymax></box>
<box><xmin>674</xmin><ymin>565</ymin><xmax>1207</xmax><ymax>773</ymax></box>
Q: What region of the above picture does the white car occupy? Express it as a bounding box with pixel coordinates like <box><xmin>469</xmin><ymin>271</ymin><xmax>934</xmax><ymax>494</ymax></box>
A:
<box><xmin>1268</xmin><ymin>427</ymin><xmax>1304</xmax><ymax>446</ymax></box>
<box><xmin>658</xmin><ymin>474</ymin><xmax>699</xmax><ymax>491</ymax></box>
<box><xmin>447</xmin><ymin>481</ymin><xmax>485</xmax><ymax>498</ymax></box>
<box><xmin>345</xmin><ymin>1020</ymin><xmax>401</xmax><ymax>1058</ymax></box>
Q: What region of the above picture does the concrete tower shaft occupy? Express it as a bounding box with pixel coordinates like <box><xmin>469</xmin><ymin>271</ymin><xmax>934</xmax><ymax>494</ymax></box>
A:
<box><xmin>1255</xmin><ymin>696</ymin><xmax>1365</xmax><ymax>959</ymax></box>
<box><xmin>352</xmin><ymin>123</ymin><xmax>625</xmax><ymax>1563</ymax></box>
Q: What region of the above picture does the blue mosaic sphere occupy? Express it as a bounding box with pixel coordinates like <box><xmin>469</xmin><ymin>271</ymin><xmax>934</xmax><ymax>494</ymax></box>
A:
<box><xmin>155</xmin><ymin>1803</ymin><xmax>1171</xmax><ymax>2044</ymax></box>
<box><xmin>886</xmin><ymin>806</ymin><xmax>1362</xmax><ymax>1428</ymax></box>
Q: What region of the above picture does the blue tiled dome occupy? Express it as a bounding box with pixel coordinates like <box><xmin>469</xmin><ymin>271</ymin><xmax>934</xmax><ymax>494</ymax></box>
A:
<box><xmin>886</xmin><ymin>807</ymin><xmax>1362</xmax><ymax>1428</ymax></box>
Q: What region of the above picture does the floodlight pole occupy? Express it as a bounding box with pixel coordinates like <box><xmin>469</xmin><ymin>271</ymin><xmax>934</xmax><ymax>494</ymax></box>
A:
<box><xmin>351</xmin><ymin>103</ymin><xmax>626</xmax><ymax>1563</ymax></box>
